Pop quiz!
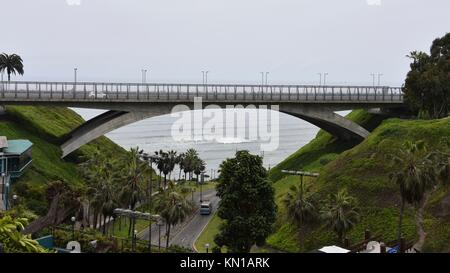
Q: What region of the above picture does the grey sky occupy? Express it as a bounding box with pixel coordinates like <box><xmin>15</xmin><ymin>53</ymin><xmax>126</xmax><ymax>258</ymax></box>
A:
<box><xmin>1</xmin><ymin>0</ymin><xmax>449</xmax><ymax>85</ymax></box>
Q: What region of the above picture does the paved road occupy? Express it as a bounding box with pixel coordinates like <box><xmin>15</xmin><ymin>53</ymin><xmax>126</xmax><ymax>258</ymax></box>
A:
<box><xmin>139</xmin><ymin>189</ymin><xmax>219</xmax><ymax>250</ymax></box>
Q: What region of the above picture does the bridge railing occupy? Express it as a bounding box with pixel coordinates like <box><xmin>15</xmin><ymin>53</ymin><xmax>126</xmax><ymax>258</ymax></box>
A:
<box><xmin>0</xmin><ymin>81</ymin><xmax>403</xmax><ymax>103</ymax></box>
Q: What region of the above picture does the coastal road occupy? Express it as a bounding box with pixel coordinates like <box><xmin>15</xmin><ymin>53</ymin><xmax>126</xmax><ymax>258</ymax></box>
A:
<box><xmin>139</xmin><ymin>189</ymin><xmax>219</xmax><ymax>250</ymax></box>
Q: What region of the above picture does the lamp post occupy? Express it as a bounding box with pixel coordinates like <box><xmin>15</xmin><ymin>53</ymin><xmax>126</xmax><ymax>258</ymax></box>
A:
<box><xmin>142</xmin><ymin>69</ymin><xmax>148</xmax><ymax>84</ymax></box>
<box><xmin>205</xmin><ymin>243</ymin><xmax>210</xmax><ymax>253</ymax></box>
<box><xmin>12</xmin><ymin>194</ymin><xmax>17</xmax><ymax>208</ymax></box>
<box><xmin>202</xmin><ymin>71</ymin><xmax>210</xmax><ymax>85</ymax></box>
<box><xmin>200</xmin><ymin>172</ymin><xmax>205</xmax><ymax>203</ymax></box>
<box><xmin>4</xmin><ymin>182</ymin><xmax>9</xmax><ymax>210</ymax></box>
<box><xmin>371</xmin><ymin>73</ymin><xmax>376</xmax><ymax>87</ymax></box>
<box><xmin>323</xmin><ymin>73</ymin><xmax>328</xmax><ymax>86</ymax></box>
<box><xmin>74</xmin><ymin>68</ymin><xmax>77</xmax><ymax>83</ymax></box>
<box><xmin>157</xmin><ymin>220</ymin><xmax>164</xmax><ymax>252</ymax></box>
<box><xmin>317</xmin><ymin>73</ymin><xmax>322</xmax><ymax>86</ymax></box>
<box><xmin>71</xmin><ymin>216</ymin><xmax>76</xmax><ymax>241</ymax></box>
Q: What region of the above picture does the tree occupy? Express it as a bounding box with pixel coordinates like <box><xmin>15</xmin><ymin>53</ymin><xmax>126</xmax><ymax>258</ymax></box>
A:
<box><xmin>154</xmin><ymin>183</ymin><xmax>193</xmax><ymax>247</ymax></box>
<box><xmin>184</xmin><ymin>148</ymin><xmax>199</xmax><ymax>181</ymax></box>
<box><xmin>321</xmin><ymin>188</ymin><xmax>360</xmax><ymax>243</ymax></box>
<box><xmin>0</xmin><ymin>53</ymin><xmax>24</xmax><ymax>81</ymax></box>
<box><xmin>193</xmin><ymin>157</ymin><xmax>206</xmax><ymax>183</ymax></box>
<box><xmin>119</xmin><ymin>147</ymin><xmax>147</xmax><ymax>235</ymax></box>
<box><xmin>282</xmin><ymin>183</ymin><xmax>318</xmax><ymax>248</ymax></box>
<box><xmin>214</xmin><ymin>151</ymin><xmax>277</xmax><ymax>253</ymax></box>
<box><xmin>0</xmin><ymin>214</ymin><xmax>47</xmax><ymax>253</ymax></box>
<box><xmin>388</xmin><ymin>141</ymin><xmax>437</xmax><ymax>248</ymax></box>
<box><xmin>403</xmin><ymin>33</ymin><xmax>450</xmax><ymax>119</ymax></box>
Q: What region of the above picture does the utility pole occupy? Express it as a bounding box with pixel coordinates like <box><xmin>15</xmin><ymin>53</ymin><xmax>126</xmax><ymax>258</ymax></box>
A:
<box><xmin>317</xmin><ymin>73</ymin><xmax>322</xmax><ymax>86</ymax></box>
<box><xmin>371</xmin><ymin>73</ymin><xmax>376</xmax><ymax>87</ymax></box>
<box><xmin>281</xmin><ymin>170</ymin><xmax>319</xmax><ymax>198</ymax></box>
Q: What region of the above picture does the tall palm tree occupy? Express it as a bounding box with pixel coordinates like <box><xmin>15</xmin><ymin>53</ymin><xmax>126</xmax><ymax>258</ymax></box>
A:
<box><xmin>119</xmin><ymin>147</ymin><xmax>147</xmax><ymax>235</ymax></box>
<box><xmin>282</xmin><ymin>183</ymin><xmax>318</xmax><ymax>248</ymax></box>
<box><xmin>154</xmin><ymin>150</ymin><xmax>164</xmax><ymax>188</ymax></box>
<box><xmin>184</xmin><ymin>149</ymin><xmax>199</xmax><ymax>181</ymax></box>
<box><xmin>388</xmin><ymin>141</ymin><xmax>436</xmax><ymax>245</ymax></box>
<box><xmin>154</xmin><ymin>184</ymin><xmax>193</xmax><ymax>247</ymax></box>
<box><xmin>0</xmin><ymin>53</ymin><xmax>24</xmax><ymax>81</ymax></box>
<box><xmin>177</xmin><ymin>153</ymin><xmax>186</xmax><ymax>181</ymax></box>
<box><xmin>193</xmin><ymin>157</ymin><xmax>206</xmax><ymax>183</ymax></box>
<box><xmin>322</xmin><ymin>188</ymin><xmax>360</xmax><ymax>243</ymax></box>
<box><xmin>167</xmin><ymin>150</ymin><xmax>178</xmax><ymax>182</ymax></box>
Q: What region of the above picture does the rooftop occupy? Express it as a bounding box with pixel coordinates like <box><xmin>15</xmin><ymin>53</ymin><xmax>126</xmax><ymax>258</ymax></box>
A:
<box><xmin>0</xmin><ymin>138</ymin><xmax>33</xmax><ymax>156</ymax></box>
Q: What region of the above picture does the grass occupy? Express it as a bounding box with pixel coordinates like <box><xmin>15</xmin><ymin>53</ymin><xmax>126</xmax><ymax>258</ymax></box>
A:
<box><xmin>0</xmin><ymin>105</ymin><xmax>127</xmax><ymax>215</ymax></box>
<box><xmin>194</xmin><ymin>213</ymin><xmax>222</xmax><ymax>253</ymax></box>
<box><xmin>112</xmin><ymin>218</ymin><xmax>151</xmax><ymax>239</ymax></box>
<box><xmin>267</xmin><ymin>113</ymin><xmax>450</xmax><ymax>252</ymax></box>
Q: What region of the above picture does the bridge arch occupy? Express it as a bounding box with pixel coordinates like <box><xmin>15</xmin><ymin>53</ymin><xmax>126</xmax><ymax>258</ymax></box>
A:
<box><xmin>61</xmin><ymin>103</ymin><xmax>369</xmax><ymax>158</ymax></box>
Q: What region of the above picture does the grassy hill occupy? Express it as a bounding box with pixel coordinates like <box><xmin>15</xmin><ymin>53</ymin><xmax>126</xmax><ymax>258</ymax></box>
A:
<box><xmin>267</xmin><ymin>111</ymin><xmax>450</xmax><ymax>253</ymax></box>
<box><xmin>0</xmin><ymin>105</ymin><xmax>126</xmax><ymax>215</ymax></box>
<box><xmin>194</xmin><ymin>110</ymin><xmax>450</xmax><ymax>253</ymax></box>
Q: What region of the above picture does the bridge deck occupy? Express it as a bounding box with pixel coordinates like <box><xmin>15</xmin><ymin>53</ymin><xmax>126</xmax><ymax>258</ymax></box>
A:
<box><xmin>0</xmin><ymin>81</ymin><xmax>403</xmax><ymax>104</ymax></box>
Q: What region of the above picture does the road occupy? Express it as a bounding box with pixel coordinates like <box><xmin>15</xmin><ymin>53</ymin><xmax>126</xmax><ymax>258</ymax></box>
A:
<box><xmin>139</xmin><ymin>189</ymin><xmax>219</xmax><ymax>250</ymax></box>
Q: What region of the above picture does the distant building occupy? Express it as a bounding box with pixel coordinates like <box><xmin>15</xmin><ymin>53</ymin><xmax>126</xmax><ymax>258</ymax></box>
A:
<box><xmin>0</xmin><ymin>136</ymin><xmax>33</xmax><ymax>210</ymax></box>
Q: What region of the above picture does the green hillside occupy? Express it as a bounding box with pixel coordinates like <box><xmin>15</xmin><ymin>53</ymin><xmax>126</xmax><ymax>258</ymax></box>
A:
<box><xmin>267</xmin><ymin>111</ymin><xmax>450</xmax><ymax>253</ymax></box>
<box><xmin>0</xmin><ymin>106</ymin><xmax>126</xmax><ymax>215</ymax></box>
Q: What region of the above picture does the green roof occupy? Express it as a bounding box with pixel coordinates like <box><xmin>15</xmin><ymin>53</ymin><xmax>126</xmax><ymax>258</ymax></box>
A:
<box><xmin>3</xmin><ymin>140</ymin><xmax>33</xmax><ymax>155</ymax></box>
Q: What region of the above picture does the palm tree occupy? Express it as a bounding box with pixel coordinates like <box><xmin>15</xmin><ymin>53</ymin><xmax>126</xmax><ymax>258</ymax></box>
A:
<box><xmin>177</xmin><ymin>153</ymin><xmax>185</xmax><ymax>181</ymax></box>
<box><xmin>119</xmin><ymin>147</ymin><xmax>147</xmax><ymax>235</ymax></box>
<box><xmin>322</xmin><ymin>188</ymin><xmax>360</xmax><ymax>243</ymax></box>
<box><xmin>282</xmin><ymin>183</ymin><xmax>318</xmax><ymax>248</ymax></box>
<box><xmin>154</xmin><ymin>184</ymin><xmax>193</xmax><ymax>247</ymax></box>
<box><xmin>193</xmin><ymin>157</ymin><xmax>206</xmax><ymax>183</ymax></box>
<box><xmin>167</xmin><ymin>150</ymin><xmax>178</xmax><ymax>182</ymax></box>
<box><xmin>184</xmin><ymin>149</ymin><xmax>199</xmax><ymax>181</ymax></box>
<box><xmin>154</xmin><ymin>150</ymin><xmax>164</xmax><ymax>188</ymax></box>
<box><xmin>388</xmin><ymin>141</ymin><xmax>436</xmax><ymax>246</ymax></box>
<box><xmin>0</xmin><ymin>53</ymin><xmax>24</xmax><ymax>81</ymax></box>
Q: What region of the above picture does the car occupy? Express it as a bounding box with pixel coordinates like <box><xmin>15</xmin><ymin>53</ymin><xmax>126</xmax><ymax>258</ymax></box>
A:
<box><xmin>88</xmin><ymin>91</ymin><xmax>106</xmax><ymax>99</ymax></box>
<box><xmin>200</xmin><ymin>201</ymin><xmax>212</xmax><ymax>215</ymax></box>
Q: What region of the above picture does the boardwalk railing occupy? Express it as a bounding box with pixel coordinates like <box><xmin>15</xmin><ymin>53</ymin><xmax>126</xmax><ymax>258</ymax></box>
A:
<box><xmin>0</xmin><ymin>81</ymin><xmax>403</xmax><ymax>103</ymax></box>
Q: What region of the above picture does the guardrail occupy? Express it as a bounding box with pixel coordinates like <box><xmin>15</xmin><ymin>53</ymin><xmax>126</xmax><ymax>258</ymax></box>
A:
<box><xmin>0</xmin><ymin>81</ymin><xmax>403</xmax><ymax>103</ymax></box>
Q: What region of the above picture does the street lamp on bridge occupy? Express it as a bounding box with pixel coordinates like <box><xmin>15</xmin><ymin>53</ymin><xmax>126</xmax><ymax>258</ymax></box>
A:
<box><xmin>142</xmin><ymin>69</ymin><xmax>149</xmax><ymax>84</ymax></box>
<box><xmin>202</xmin><ymin>71</ymin><xmax>210</xmax><ymax>85</ymax></box>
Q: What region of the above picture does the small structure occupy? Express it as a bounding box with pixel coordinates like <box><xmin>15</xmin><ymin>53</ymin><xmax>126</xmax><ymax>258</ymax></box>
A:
<box><xmin>0</xmin><ymin>136</ymin><xmax>33</xmax><ymax>210</ymax></box>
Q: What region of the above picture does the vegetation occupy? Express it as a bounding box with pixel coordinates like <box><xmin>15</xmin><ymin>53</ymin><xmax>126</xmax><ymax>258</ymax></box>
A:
<box><xmin>0</xmin><ymin>53</ymin><xmax>24</xmax><ymax>81</ymax></box>
<box><xmin>388</xmin><ymin>140</ymin><xmax>449</xmax><ymax>250</ymax></box>
<box><xmin>0</xmin><ymin>213</ymin><xmax>47</xmax><ymax>253</ymax></box>
<box><xmin>194</xmin><ymin>213</ymin><xmax>222</xmax><ymax>253</ymax></box>
<box><xmin>154</xmin><ymin>182</ymin><xmax>194</xmax><ymax>247</ymax></box>
<box><xmin>321</xmin><ymin>188</ymin><xmax>360</xmax><ymax>243</ymax></box>
<box><xmin>214</xmin><ymin>151</ymin><xmax>277</xmax><ymax>253</ymax></box>
<box><xmin>267</xmin><ymin>112</ymin><xmax>450</xmax><ymax>252</ymax></box>
<box><xmin>282</xmin><ymin>183</ymin><xmax>319</xmax><ymax>248</ymax></box>
<box><xmin>404</xmin><ymin>33</ymin><xmax>450</xmax><ymax>119</ymax></box>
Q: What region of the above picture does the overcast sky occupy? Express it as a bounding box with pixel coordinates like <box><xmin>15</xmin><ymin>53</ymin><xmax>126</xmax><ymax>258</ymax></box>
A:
<box><xmin>1</xmin><ymin>0</ymin><xmax>449</xmax><ymax>85</ymax></box>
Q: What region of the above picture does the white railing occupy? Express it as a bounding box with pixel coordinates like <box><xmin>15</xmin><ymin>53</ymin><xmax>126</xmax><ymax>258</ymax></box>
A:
<box><xmin>0</xmin><ymin>81</ymin><xmax>404</xmax><ymax>103</ymax></box>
